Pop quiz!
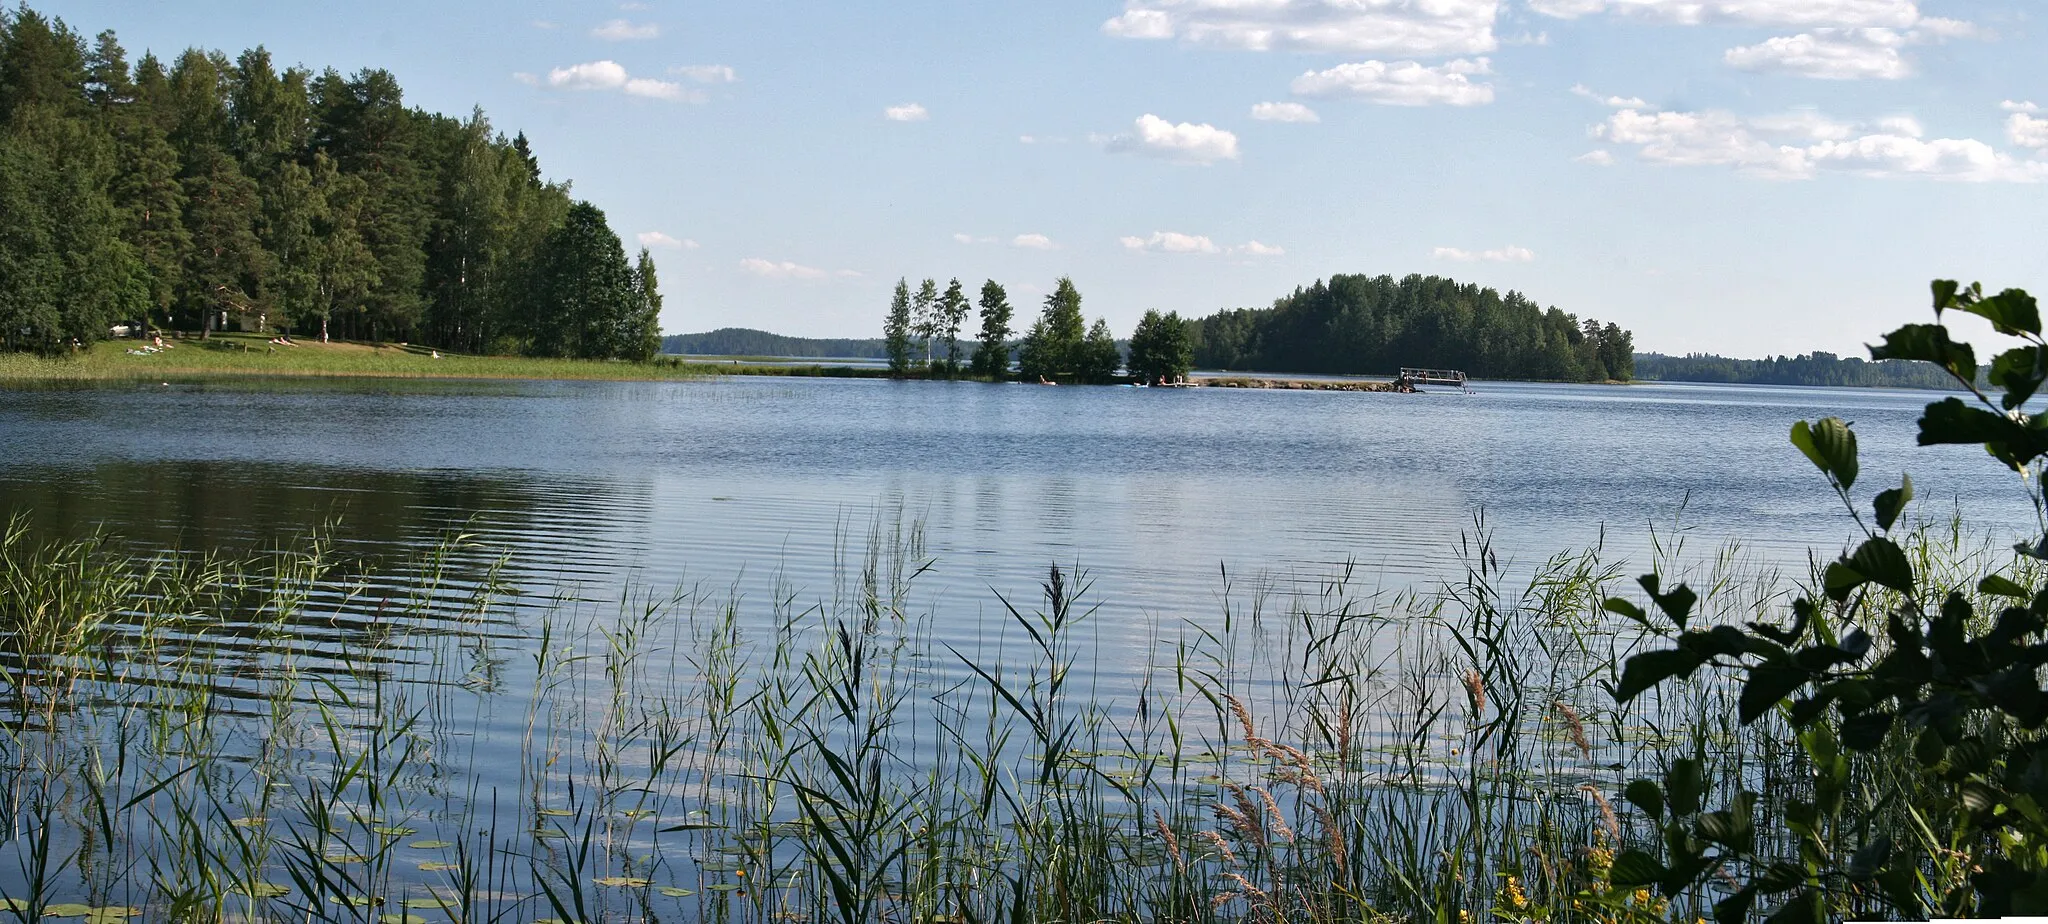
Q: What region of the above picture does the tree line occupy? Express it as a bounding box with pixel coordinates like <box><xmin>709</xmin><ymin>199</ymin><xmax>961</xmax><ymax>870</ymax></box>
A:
<box><xmin>881</xmin><ymin>275</ymin><xmax>1193</xmax><ymax>384</ymax></box>
<box><xmin>1189</xmin><ymin>273</ymin><xmax>1634</xmax><ymax>382</ymax></box>
<box><xmin>0</xmin><ymin>6</ymin><xmax>660</xmax><ymax>359</ymax></box>
<box><xmin>1633</xmin><ymin>351</ymin><xmax>1964</xmax><ymax>390</ymax></box>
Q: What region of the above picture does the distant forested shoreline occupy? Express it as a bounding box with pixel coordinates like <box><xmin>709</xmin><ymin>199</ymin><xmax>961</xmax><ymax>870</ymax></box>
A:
<box><xmin>0</xmin><ymin>6</ymin><xmax>660</xmax><ymax>361</ymax></box>
<box><xmin>663</xmin><ymin>329</ymin><xmax>891</xmax><ymax>359</ymax></box>
<box><xmin>1632</xmin><ymin>351</ymin><xmax>1964</xmax><ymax>390</ymax></box>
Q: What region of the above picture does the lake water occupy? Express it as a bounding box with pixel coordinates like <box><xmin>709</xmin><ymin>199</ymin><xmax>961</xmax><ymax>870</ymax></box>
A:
<box><xmin>0</xmin><ymin>375</ymin><xmax>2034</xmax><ymax>916</ymax></box>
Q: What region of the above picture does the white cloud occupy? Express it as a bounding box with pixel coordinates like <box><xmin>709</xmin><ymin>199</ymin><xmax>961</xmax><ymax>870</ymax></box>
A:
<box><xmin>1877</xmin><ymin>115</ymin><xmax>1924</xmax><ymax>137</ymax></box>
<box><xmin>884</xmin><ymin>103</ymin><xmax>929</xmax><ymax>122</ymax></box>
<box><xmin>1432</xmin><ymin>245</ymin><xmax>1535</xmax><ymax>262</ymax></box>
<box><xmin>532</xmin><ymin>20</ymin><xmax>560</xmax><ymax>30</ymax></box>
<box><xmin>1574</xmin><ymin>149</ymin><xmax>1617</xmax><ymax>165</ymax></box>
<box><xmin>544</xmin><ymin>61</ymin><xmax>699</xmax><ymax>102</ymax></box>
<box><xmin>1099</xmin><ymin>0</ymin><xmax>1500</xmax><ymax>57</ymax></box>
<box><xmin>1596</xmin><ymin>106</ymin><xmax>2048</xmax><ymax>181</ymax></box>
<box><xmin>2010</xmin><ymin>113</ymin><xmax>2048</xmax><ymax>150</ymax></box>
<box><xmin>1107</xmin><ymin>114</ymin><xmax>1241</xmax><ymax>165</ymax></box>
<box><xmin>591</xmin><ymin>19</ymin><xmax>659</xmax><ymax>40</ymax></box>
<box><xmin>739</xmin><ymin>258</ymin><xmax>829</xmax><ymax>280</ymax></box>
<box><xmin>671</xmin><ymin>64</ymin><xmax>738</xmax><ymax>83</ymax></box>
<box><xmin>1571</xmin><ymin>84</ymin><xmax>1647</xmax><ymax>107</ymax></box>
<box><xmin>638</xmin><ymin>232</ymin><xmax>697</xmax><ymax>250</ymax></box>
<box><xmin>1724</xmin><ymin>28</ymin><xmax>1911</xmax><ymax>79</ymax></box>
<box><xmin>1121</xmin><ymin>232</ymin><xmax>1222</xmax><ymax>254</ymax></box>
<box><xmin>1527</xmin><ymin>0</ymin><xmax>1922</xmax><ymax>28</ymax></box>
<box><xmin>2002</xmin><ymin>100</ymin><xmax>2041</xmax><ymax>113</ymax></box>
<box><xmin>1290</xmin><ymin>59</ymin><xmax>1494</xmax><ymax>106</ymax></box>
<box><xmin>1011</xmin><ymin>233</ymin><xmax>1058</xmax><ymax>250</ymax></box>
<box><xmin>1251</xmin><ymin>101</ymin><xmax>1320</xmax><ymax>123</ymax></box>
<box><xmin>1237</xmin><ymin>241</ymin><xmax>1286</xmax><ymax>256</ymax></box>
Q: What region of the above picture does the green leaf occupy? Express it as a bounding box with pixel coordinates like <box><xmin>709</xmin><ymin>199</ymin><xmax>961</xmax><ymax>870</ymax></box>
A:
<box><xmin>1667</xmin><ymin>757</ymin><xmax>1705</xmax><ymax>816</ymax></box>
<box><xmin>1609</xmin><ymin>848</ymin><xmax>1665</xmax><ymax>888</ymax></box>
<box><xmin>1613</xmin><ymin>648</ymin><xmax>1707</xmax><ymax>703</ymax></box>
<box><xmin>1848</xmin><ymin>835</ymin><xmax>1893</xmax><ymax>881</ymax></box>
<box><xmin>1849</xmin><ymin>537</ymin><xmax>1914</xmax><ymax>593</ymax></box>
<box><xmin>1602</xmin><ymin>596</ymin><xmax>1648</xmax><ymax>624</ymax></box>
<box><xmin>1789</xmin><ymin>418</ymin><xmax>1859</xmax><ymax>489</ymax></box>
<box><xmin>1932</xmin><ymin>279</ymin><xmax>1964</xmax><ymax>315</ymax></box>
<box><xmin>1822</xmin><ymin>561</ymin><xmax>1865</xmax><ymax>602</ymax></box>
<box><xmin>1990</xmin><ymin>346</ymin><xmax>2047</xmax><ymax>410</ymax></box>
<box><xmin>1624</xmin><ymin>779</ymin><xmax>1664</xmax><ymax>820</ymax></box>
<box><xmin>1637</xmin><ymin>574</ymin><xmax>1698</xmax><ymax>627</ymax></box>
<box><xmin>1918</xmin><ymin>397</ymin><xmax>2045</xmax><ymax>471</ymax></box>
<box><xmin>1874</xmin><ymin>475</ymin><xmax>1913</xmax><ymax>532</ymax></box>
<box><xmin>1870</xmin><ymin>324</ymin><xmax>1976</xmax><ymax>384</ymax></box>
<box><xmin>1980</xmin><ymin>574</ymin><xmax>2030</xmax><ymax>598</ymax></box>
<box><xmin>1957</xmin><ymin>288</ymin><xmax>2042</xmax><ymax>338</ymax></box>
<box><xmin>1714</xmin><ymin>886</ymin><xmax>1759</xmax><ymax>924</ymax></box>
<box><xmin>1841</xmin><ymin>709</ymin><xmax>1895</xmax><ymax>750</ymax></box>
<box><xmin>1739</xmin><ymin>663</ymin><xmax>1806</xmax><ymax>725</ymax></box>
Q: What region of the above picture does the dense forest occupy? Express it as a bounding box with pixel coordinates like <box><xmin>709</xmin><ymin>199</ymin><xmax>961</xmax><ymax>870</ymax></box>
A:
<box><xmin>1189</xmin><ymin>273</ymin><xmax>1633</xmax><ymax>382</ymax></box>
<box><xmin>1633</xmin><ymin>352</ymin><xmax>1964</xmax><ymax>390</ymax></box>
<box><xmin>0</xmin><ymin>6</ymin><xmax>660</xmax><ymax>359</ymax></box>
<box><xmin>664</xmin><ymin>329</ymin><xmax>890</xmax><ymax>359</ymax></box>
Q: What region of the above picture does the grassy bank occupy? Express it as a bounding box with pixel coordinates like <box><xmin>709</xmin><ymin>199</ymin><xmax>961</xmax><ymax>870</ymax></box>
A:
<box><xmin>0</xmin><ymin>335</ymin><xmax>894</xmax><ymax>384</ymax></box>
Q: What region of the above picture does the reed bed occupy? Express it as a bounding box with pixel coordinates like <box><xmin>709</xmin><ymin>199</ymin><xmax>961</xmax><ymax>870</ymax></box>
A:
<box><xmin>0</xmin><ymin>511</ymin><xmax>2026</xmax><ymax>923</ymax></box>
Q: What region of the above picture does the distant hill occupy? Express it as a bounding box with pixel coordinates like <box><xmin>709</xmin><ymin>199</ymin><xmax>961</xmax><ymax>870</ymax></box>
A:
<box><xmin>662</xmin><ymin>328</ymin><xmax>890</xmax><ymax>358</ymax></box>
<box><xmin>1633</xmin><ymin>351</ymin><xmax>1965</xmax><ymax>390</ymax></box>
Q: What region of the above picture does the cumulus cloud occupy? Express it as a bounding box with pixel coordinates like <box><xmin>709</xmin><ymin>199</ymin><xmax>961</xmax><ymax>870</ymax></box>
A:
<box><xmin>2010</xmin><ymin>113</ymin><xmax>2048</xmax><ymax>150</ymax></box>
<box><xmin>1595</xmin><ymin>105</ymin><xmax>2048</xmax><ymax>181</ymax></box>
<box><xmin>1574</xmin><ymin>149</ymin><xmax>1616</xmax><ymax>165</ymax></box>
<box><xmin>1011</xmin><ymin>234</ymin><xmax>1058</xmax><ymax>250</ymax></box>
<box><xmin>884</xmin><ymin>103</ymin><xmax>929</xmax><ymax>122</ymax></box>
<box><xmin>738</xmin><ymin>259</ymin><xmax>830</xmax><ymax>280</ymax></box>
<box><xmin>1290</xmin><ymin>59</ymin><xmax>1494</xmax><ymax>106</ymax></box>
<box><xmin>1121</xmin><ymin>232</ymin><xmax>1222</xmax><ymax>254</ymax></box>
<box><xmin>1251</xmin><ymin>101</ymin><xmax>1320</xmax><ymax>123</ymax></box>
<box><xmin>1107</xmin><ymin>114</ymin><xmax>1241</xmax><ymax>165</ymax></box>
<box><xmin>1571</xmin><ymin>84</ymin><xmax>1648</xmax><ymax>107</ymax></box>
<box><xmin>591</xmin><ymin>19</ymin><xmax>659</xmax><ymax>40</ymax></box>
<box><xmin>671</xmin><ymin>65</ymin><xmax>738</xmax><ymax>83</ymax></box>
<box><xmin>1099</xmin><ymin>0</ymin><xmax>1499</xmax><ymax>57</ymax></box>
<box><xmin>1527</xmin><ymin>0</ymin><xmax>1923</xmax><ymax>28</ymax></box>
<box><xmin>637</xmin><ymin>232</ymin><xmax>698</xmax><ymax>250</ymax></box>
<box><xmin>1724</xmin><ymin>28</ymin><xmax>1911</xmax><ymax>79</ymax></box>
<box><xmin>544</xmin><ymin>61</ymin><xmax>699</xmax><ymax>102</ymax></box>
<box><xmin>2003</xmin><ymin>100</ymin><xmax>2041</xmax><ymax>113</ymax></box>
<box><xmin>1432</xmin><ymin>245</ymin><xmax>1535</xmax><ymax>262</ymax></box>
<box><xmin>1237</xmin><ymin>241</ymin><xmax>1286</xmax><ymax>256</ymax></box>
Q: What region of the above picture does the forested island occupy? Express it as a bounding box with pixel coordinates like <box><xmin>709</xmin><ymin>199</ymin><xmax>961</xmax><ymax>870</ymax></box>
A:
<box><xmin>664</xmin><ymin>329</ymin><xmax>891</xmax><ymax>359</ymax></box>
<box><xmin>0</xmin><ymin>6</ymin><xmax>660</xmax><ymax>360</ymax></box>
<box><xmin>1189</xmin><ymin>273</ymin><xmax>1633</xmax><ymax>382</ymax></box>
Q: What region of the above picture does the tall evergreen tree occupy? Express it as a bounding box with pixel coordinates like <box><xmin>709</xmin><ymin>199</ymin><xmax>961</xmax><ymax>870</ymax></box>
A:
<box><xmin>911</xmin><ymin>277</ymin><xmax>938</xmax><ymax>369</ymax></box>
<box><xmin>179</xmin><ymin>146</ymin><xmax>264</xmax><ymax>337</ymax></box>
<box><xmin>937</xmin><ymin>277</ymin><xmax>969</xmax><ymax>374</ymax></box>
<box><xmin>527</xmin><ymin>200</ymin><xmax>635</xmax><ymax>360</ymax></box>
<box><xmin>884</xmin><ymin>278</ymin><xmax>913</xmax><ymax>376</ymax></box>
<box><xmin>970</xmin><ymin>279</ymin><xmax>1012</xmax><ymax>379</ymax></box>
<box><xmin>1080</xmin><ymin>318</ymin><xmax>1121</xmax><ymax>383</ymax></box>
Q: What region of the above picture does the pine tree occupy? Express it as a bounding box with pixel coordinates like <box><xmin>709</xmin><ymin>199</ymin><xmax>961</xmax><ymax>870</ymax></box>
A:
<box><xmin>937</xmin><ymin>277</ymin><xmax>969</xmax><ymax>375</ymax></box>
<box><xmin>528</xmin><ymin>200</ymin><xmax>635</xmax><ymax>359</ymax></box>
<box><xmin>911</xmin><ymin>277</ymin><xmax>939</xmax><ymax>369</ymax></box>
<box><xmin>884</xmin><ymin>278</ymin><xmax>913</xmax><ymax>376</ymax></box>
<box><xmin>970</xmin><ymin>279</ymin><xmax>1012</xmax><ymax>379</ymax></box>
<box><xmin>309</xmin><ymin>159</ymin><xmax>377</xmax><ymax>342</ymax></box>
<box><xmin>179</xmin><ymin>146</ymin><xmax>264</xmax><ymax>337</ymax></box>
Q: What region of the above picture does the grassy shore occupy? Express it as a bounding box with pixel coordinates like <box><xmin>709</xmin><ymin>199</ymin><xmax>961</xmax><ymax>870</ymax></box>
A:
<box><xmin>0</xmin><ymin>334</ymin><xmax>892</xmax><ymax>383</ymax></box>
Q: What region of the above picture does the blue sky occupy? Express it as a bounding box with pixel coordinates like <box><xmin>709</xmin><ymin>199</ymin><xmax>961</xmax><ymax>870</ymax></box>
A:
<box><xmin>38</xmin><ymin>0</ymin><xmax>2048</xmax><ymax>356</ymax></box>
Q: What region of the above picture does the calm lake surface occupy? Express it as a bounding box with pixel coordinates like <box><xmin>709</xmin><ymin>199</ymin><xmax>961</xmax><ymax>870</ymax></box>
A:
<box><xmin>0</xmin><ymin>375</ymin><xmax>2035</xmax><ymax>913</ymax></box>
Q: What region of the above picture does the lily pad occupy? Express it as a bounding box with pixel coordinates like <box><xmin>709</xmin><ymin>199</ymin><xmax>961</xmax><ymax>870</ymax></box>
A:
<box><xmin>373</xmin><ymin>826</ymin><xmax>418</xmax><ymax>837</ymax></box>
<box><xmin>419</xmin><ymin>862</ymin><xmax>459</xmax><ymax>872</ymax></box>
<box><xmin>593</xmin><ymin>876</ymin><xmax>650</xmax><ymax>888</ymax></box>
<box><xmin>229</xmin><ymin>817</ymin><xmax>267</xmax><ymax>828</ymax></box>
<box><xmin>404</xmin><ymin>898</ymin><xmax>453</xmax><ymax>909</ymax></box>
<box><xmin>232</xmin><ymin>882</ymin><xmax>291</xmax><ymax>898</ymax></box>
<box><xmin>331</xmin><ymin>895</ymin><xmax>379</xmax><ymax>907</ymax></box>
<box><xmin>0</xmin><ymin>899</ymin><xmax>26</xmax><ymax>911</ymax></box>
<box><xmin>659</xmin><ymin>887</ymin><xmax>695</xmax><ymax>897</ymax></box>
<box><xmin>41</xmin><ymin>905</ymin><xmax>93</xmax><ymax>918</ymax></box>
<box><xmin>85</xmin><ymin>910</ymin><xmax>142</xmax><ymax>924</ymax></box>
<box><xmin>378</xmin><ymin>914</ymin><xmax>427</xmax><ymax>924</ymax></box>
<box><xmin>537</xmin><ymin>808</ymin><xmax>575</xmax><ymax>817</ymax></box>
<box><xmin>408</xmin><ymin>840</ymin><xmax>454</xmax><ymax>850</ymax></box>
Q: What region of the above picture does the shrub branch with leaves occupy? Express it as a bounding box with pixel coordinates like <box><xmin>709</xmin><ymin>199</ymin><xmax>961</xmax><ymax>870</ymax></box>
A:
<box><xmin>1597</xmin><ymin>280</ymin><xmax>2048</xmax><ymax>921</ymax></box>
